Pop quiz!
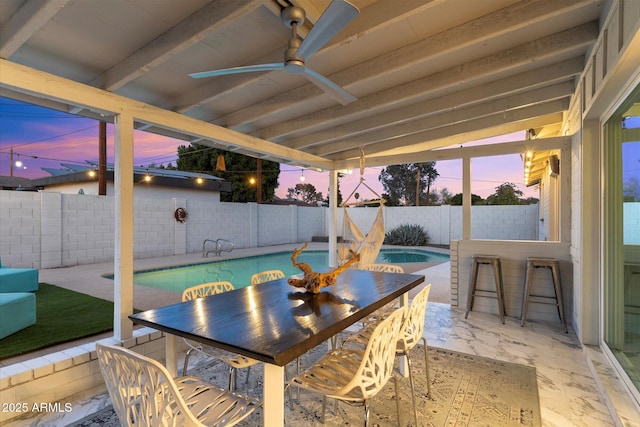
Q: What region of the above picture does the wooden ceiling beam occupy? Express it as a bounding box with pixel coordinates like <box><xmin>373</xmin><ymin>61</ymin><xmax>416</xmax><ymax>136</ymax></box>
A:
<box><xmin>0</xmin><ymin>58</ymin><xmax>333</xmax><ymax>170</ymax></box>
<box><xmin>0</xmin><ymin>0</ymin><xmax>69</xmax><ymax>58</ymax></box>
<box><xmin>90</xmin><ymin>0</ymin><xmax>264</xmax><ymax>91</ymax></box>
<box><xmin>329</xmin><ymin>101</ymin><xmax>568</xmax><ymax>161</ymax></box>
<box><xmin>310</xmin><ymin>83</ymin><xmax>573</xmax><ymax>156</ymax></box>
<box><xmin>253</xmin><ymin>24</ymin><xmax>595</xmax><ymax>143</ymax></box>
<box><xmin>174</xmin><ymin>0</ymin><xmax>445</xmax><ymax>114</ymax></box>
<box><xmin>283</xmin><ymin>63</ymin><xmax>580</xmax><ymax>150</ymax></box>
<box><xmin>336</xmin><ymin>131</ymin><xmax>570</xmax><ymax>170</ymax></box>
<box><xmin>212</xmin><ymin>1</ymin><xmax>598</xmax><ymax>130</ymax></box>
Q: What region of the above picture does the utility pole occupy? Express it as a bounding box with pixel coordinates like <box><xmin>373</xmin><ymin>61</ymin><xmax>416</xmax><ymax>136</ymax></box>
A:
<box><xmin>9</xmin><ymin>146</ymin><xmax>13</xmax><ymax>177</ymax></box>
<box><xmin>256</xmin><ymin>158</ymin><xmax>262</xmax><ymax>204</ymax></box>
<box><xmin>98</xmin><ymin>121</ymin><xmax>107</xmax><ymax>195</ymax></box>
<box><xmin>416</xmin><ymin>165</ymin><xmax>420</xmax><ymax>206</ymax></box>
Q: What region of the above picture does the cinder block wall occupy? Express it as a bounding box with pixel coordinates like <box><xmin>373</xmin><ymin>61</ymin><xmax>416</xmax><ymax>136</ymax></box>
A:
<box><xmin>6</xmin><ymin>189</ymin><xmax>635</xmax><ymax>270</ymax></box>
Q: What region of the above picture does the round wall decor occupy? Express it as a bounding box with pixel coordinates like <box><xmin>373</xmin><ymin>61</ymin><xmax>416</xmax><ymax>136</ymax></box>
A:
<box><xmin>174</xmin><ymin>207</ymin><xmax>188</xmax><ymax>223</ymax></box>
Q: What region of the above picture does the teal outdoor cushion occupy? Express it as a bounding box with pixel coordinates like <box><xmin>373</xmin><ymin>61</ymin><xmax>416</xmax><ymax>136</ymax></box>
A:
<box><xmin>0</xmin><ymin>267</ymin><xmax>39</xmax><ymax>293</ymax></box>
<box><xmin>0</xmin><ymin>293</ymin><xmax>36</xmax><ymax>339</ymax></box>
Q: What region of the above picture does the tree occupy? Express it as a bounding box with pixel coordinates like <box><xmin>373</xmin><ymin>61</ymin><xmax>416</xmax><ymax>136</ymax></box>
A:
<box><xmin>435</xmin><ymin>187</ymin><xmax>453</xmax><ymax>205</ymax></box>
<box><xmin>378</xmin><ymin>162</ymin><xmax>439</xmax><ymax>206</ymax></box>
<box><xmin>323</xmin><ymin>174</ymin><xmax>346</xmax><ymax>206</ymax></box>
<box><xmin>287</xmin><ymin>183</ymin><xmax>324</xmax><ymax>205</ymax></box>
<box><xmin>421</xmin><ymin>163</ymin><xmax>439</xmax><ymax>205</ymax></box>
<box><xmin>381</xmin><ymin>192</ymin><xmax>401</xmax><ymax>207</ymax></box>
<box><xmin>449</xmin><ymin>193</ymin><xmax>485</xmax><ymax>205</ymax></box>
<box><xmin>486</xmin><ymin>182</ymin><xmax>524</xmax><ymax>205</ymax></box>
<box><xmin>176</xmin><ymin>143</ymin><xmax>279</xmax><ymax>203</ymax></box>
<box><xmin>624</xmin><ymin>177</ymin><xmax>640</xmax><ymax>201</ymax></box>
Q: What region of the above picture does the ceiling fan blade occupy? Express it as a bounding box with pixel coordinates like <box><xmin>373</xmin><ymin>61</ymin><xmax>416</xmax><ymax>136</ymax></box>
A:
<box><xmin>295</xmin><ymin>0</ymin><xmax>359</xmax><ymax>60</ymax></box>
<box><xmin>302</xmin><ymin>67</ymin><xmax>356</xmax><ymax>105</ymax></box>
<box><xmin>189</xmin><ymin>63</ymin><xmax>284</xmax><ymax>79</ymax></box>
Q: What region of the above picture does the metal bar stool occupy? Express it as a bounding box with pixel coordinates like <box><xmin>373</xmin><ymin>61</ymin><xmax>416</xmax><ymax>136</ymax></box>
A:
<box><xmin>520</xmin><ymin>257</ymin><xmax>568</xmax><ymax>332</ymax></box>
<box><xmin>465</xmin><ymin>255</ymin><xmax>506</xmax><ymax>324</ymax></box>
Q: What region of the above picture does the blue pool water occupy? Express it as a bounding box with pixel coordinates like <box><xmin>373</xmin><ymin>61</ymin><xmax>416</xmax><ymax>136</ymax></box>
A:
<box><xmin>125</xmin><ymin>249</ymin><xmax>449</xmax><ymax>293</ymax></box>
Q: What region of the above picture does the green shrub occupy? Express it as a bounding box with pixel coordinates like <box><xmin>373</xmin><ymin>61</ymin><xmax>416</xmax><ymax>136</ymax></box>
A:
<box><xmin>384</xmin><ymin>224</ymin><xmax>429</xmax><ymax>246</ymax></box>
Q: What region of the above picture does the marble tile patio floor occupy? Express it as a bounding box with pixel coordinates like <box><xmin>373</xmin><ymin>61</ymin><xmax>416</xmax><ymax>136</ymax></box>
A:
<box><xmin>1</xmin><ymin>246</ymin><xmax>637</xmax><ymax>426</ymax></box>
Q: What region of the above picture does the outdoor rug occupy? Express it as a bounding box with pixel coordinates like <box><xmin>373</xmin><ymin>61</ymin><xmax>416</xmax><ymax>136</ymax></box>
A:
<box><xmin>68</xmin><ymin>344</ymin><xmax>541</xmax><ymax>427</ymax></box>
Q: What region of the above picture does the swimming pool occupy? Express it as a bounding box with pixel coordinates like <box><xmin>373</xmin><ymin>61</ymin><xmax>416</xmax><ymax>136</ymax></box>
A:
<box><xmin>124</xmin><ymin>249</ymin><xmax>449</xmax><ymax>293</ymax></box>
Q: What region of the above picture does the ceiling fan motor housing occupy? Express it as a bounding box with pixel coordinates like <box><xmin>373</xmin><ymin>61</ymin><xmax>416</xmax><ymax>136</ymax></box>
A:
<box><xmin>285</xmin><ymin>37</ymin><xmax>305</xmax><ymax>72</ymax></box>
<box><xmin>281</xmin><ymin>5</ymin><xmax>305</xmax><ymax>28</ymax></box>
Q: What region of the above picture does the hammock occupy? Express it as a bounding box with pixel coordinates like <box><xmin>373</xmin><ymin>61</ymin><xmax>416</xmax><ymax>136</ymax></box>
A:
<box><xmin>338</xmin><ymin>151</ymin><xmax>385</xmax><ymax>268</ymax></box>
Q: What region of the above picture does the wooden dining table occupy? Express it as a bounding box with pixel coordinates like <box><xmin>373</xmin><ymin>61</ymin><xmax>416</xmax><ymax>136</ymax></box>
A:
<box><xmin>129</xmin><ymin>268</ymin><xmax>424</xmax><ymax>427</ymax></box>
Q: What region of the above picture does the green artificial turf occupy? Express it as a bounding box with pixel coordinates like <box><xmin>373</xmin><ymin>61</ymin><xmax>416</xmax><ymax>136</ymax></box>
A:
<box><xmin>0</xmin><ymin>283</ymin><xmax>133</xmax><ymax>360</ymax></box>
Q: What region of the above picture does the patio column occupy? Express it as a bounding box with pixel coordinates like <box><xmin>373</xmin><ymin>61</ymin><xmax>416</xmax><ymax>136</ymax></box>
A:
<box><xmin>462</xmin><ymin>155</ymin><xmax>471</xmax><ymax>240</ymax></box>
<box><xmin>328</xmin><ymin>169</ymin><xmax>338</xmax><ymax>267</ymax></box>
<box><xmin>114</xmin><ymin>111</ymin><xmax>134</xmax><ymax>341</ymax></box>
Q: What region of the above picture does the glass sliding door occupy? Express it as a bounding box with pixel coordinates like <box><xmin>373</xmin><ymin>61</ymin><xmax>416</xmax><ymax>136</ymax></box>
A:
<box><xmin>604</xmin><ymin>83</ymin><xmax>640</xmax><ymax>397</ymax></box>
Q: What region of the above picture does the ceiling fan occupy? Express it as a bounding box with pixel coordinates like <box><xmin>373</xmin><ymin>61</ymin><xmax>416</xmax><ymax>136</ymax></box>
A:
<box><xmin>189</xmin><ymin>0</ymin><xmax>359</xmax><ymax>105</ymax></box>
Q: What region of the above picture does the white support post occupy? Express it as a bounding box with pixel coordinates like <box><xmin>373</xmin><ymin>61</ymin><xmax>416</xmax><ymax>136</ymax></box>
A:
<box><xmin>462</xmin><ymin>156</ymin><xmax>472</xmax><ymax>240</ymax></box>
<box><xmin>165</xmin><ymin>335</ymin><xmax>178</xmax><ymax>378</ymax></box>
<box><xmin>263</xmin><ymin>364</ymin><xmax>285</xmax><ymax>427</ymax></box>
<box><xmin>328</xmin><ymin>169</ymin><xmax>338</xmax><ymax>267</ymax></box>
<box><xmin>114</xmin><ymin>112</ymin><xmax>134</xmax><ymax>341</ymax></box>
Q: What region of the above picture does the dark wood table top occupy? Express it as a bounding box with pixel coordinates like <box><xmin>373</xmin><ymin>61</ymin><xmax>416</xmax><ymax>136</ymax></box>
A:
<box><xmin>129</xmin><ymin>269</ymin><xmax>424</xmax><ymax>366</ymax></box>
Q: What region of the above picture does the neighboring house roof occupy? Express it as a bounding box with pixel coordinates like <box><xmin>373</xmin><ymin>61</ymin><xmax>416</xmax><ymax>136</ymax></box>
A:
<box><xmin>267</xmin><ymin>197</ymin><xmax>320</xmax><ymax>207</ymax></box>
<box><xmin>0</xmin><ymin>161</ymin><xmax>230</xmax><ymax>192</ymax></box>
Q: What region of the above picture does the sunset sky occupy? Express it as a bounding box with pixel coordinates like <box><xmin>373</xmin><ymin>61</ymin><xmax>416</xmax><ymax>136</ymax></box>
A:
<box><xmin>0</xmin><ymin>96</ymin><xmax>541</xmax><ymax>200</ymax></box>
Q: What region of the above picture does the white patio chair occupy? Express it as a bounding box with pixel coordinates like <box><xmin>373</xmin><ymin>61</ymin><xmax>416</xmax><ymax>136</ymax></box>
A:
<box><xmin>286</xmin><ymin>306</ymin><xmax>406</xmax><ymax>426</ymax></box>
<box><xmin>181</xmin><ymin>282</ymin><xmax>259</xmax><ymax>391</ymax></box>
<box><xmin>250</xmin><ymin>269</ymin><xmax>285</xmax><ymax>285</ymax></box>
<box><xmin>342</xmin><ymin>284</ymin><xmax>432</xmax><ymax>426</ymax></box>
<box><xmin>357</xmin><ymin>264</ymin><xmax>405</xmax><ymax>325</ymax></box>
<box><xmin>359</xmin><ymin>263</ymin><xmax>404</xmax><ymax>273</ymax></box>
<box><xmin>96</xmin><ymin>343</ymin><xmax>256</xmax><ymax>427</ymax></box>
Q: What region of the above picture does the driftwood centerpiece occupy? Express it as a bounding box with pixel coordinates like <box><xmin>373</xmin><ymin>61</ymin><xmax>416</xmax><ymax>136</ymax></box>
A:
<box><xmin>288</xmin><ymin>242</ymin><xmax>360</xmax><ymax>294</ymax></box>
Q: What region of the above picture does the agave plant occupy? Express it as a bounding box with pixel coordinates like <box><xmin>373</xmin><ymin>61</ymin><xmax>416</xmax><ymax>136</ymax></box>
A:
<box><xmin>384</xmin><ymin>224</ymin><xmax>429</xmax><ymax>246</ymax></box>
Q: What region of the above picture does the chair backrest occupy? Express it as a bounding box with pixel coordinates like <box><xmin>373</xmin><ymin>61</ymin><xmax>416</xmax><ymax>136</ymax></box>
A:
<box><xmin>345</xmin><ymin>306</ymin><xmax>405</xmax><ymax>399</ymax></box>
<box><xmin>398</xmin><ymin>284</ymin><xmax>431</xmax><ymax>353</ymax></box>
<box><xmin>360</xmin><ymin>263</ymin><xmax>404</xmax><ymax>273</ymax></box>
<box><xmin>182</xmin><ymin>281</ymin><xmax>235</xmax><ymax>302</ymax></box>
<box><xmin>96</xmin><ymin>343</ymin><xmax>204</xmax><ymax>427</ymax></box>
<box><xmin>250</xmin><ymin>269</ymin><xmax>285</xmax><ymax>286</ymax></box>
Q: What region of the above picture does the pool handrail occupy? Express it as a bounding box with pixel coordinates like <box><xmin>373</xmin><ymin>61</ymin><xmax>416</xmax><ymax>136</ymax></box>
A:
<box><xmin>202</xmin><ymin>239</ymin><xmax>235</xmax><ymax>257</ymax></box>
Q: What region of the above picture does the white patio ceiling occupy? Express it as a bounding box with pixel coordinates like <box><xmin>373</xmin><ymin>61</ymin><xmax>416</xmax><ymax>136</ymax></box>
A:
<box><xmin>0</xmin><ymin>0</ymin><xmax>605</xmax><ymax>170</ymax></box>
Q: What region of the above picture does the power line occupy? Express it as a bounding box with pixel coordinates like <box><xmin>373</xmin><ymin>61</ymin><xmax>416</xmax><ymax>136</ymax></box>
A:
<box><xmin>0</xmin><ymin>124</ymin><xmax>98</xmax><ymax>150</ymax></box>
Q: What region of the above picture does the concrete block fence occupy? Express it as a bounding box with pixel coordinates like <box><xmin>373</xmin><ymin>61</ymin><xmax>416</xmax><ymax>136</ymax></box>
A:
<box><xmin>2</xmin><ymin>190</ymin><xmax>637</xmax><ymax>270</ymax></box>
<box><xmin>1</xmin><ymin>189</ymin><xmax>546</xmax><ymax>269</ymax></box>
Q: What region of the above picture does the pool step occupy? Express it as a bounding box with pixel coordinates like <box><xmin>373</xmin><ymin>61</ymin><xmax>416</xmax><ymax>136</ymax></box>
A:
<box><xmin>311</xmin><ymin>236</ymin><xmax>346</xmax><ymax>243</ymax></box>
